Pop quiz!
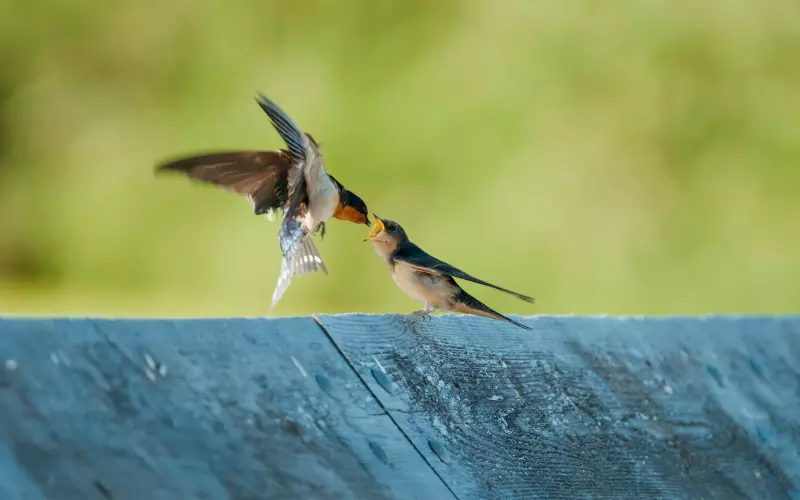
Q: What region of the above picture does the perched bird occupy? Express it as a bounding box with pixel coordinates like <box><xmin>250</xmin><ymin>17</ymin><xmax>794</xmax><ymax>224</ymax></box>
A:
<box><xmin>156</xmin><ymin>94</ymin><xmax>370</xmax><ymax>310</ymax></box>
<box><xmin>366</xmin><ymin>216</ymin><xmax>534</xmax><ymax>330</ymax></box>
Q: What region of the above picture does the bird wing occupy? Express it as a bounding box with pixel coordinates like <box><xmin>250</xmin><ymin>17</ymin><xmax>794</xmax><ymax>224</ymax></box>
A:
<box><xmin>155</xmin><ymin>150</ymin><xmax>298</xmax><ymax>215</ymax></box>
<box><xmin>254</xmin><ymin>94</ymin><xmax>315</xmax><ymax>215</ymax></box>
<box><xmin>393</xmin><ymin>243</ymin><xmax>535</xmax><ymax>303</ymax></box>
<box><xmin>255</xmin><ymin>94</ymin><xmax>309</xmax><ymax>164</ymax></box>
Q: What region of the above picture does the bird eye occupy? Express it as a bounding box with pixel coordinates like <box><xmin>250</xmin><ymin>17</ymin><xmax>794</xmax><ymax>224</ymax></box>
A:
<box><xmin>386</xmin><ymin>223</ymin><xmax>396</xmax><ymax>231</ymax></box>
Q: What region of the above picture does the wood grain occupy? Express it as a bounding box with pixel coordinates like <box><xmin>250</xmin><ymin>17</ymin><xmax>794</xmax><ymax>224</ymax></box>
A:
<box><xmin>3</xmin><ymin>314</ymin><xmax>798</xmax><ymax>499</ymax></box>
<box><xmin>315</xmin><ymin>313</ymin><xmax>800</xmax><ymax>500</ymax></box>
<box><xmin>0</xmin><ymin>317</ymin><xmax>455</xmax><ymax>500</ymax></box>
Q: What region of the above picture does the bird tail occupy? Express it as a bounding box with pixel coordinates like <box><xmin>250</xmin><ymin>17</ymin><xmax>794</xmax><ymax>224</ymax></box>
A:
<box><xmin>452</xmin><ymin>289</ymin><xmax>532</xmax><ymax>330</ymax></box>
<box><xmin>278</xmin><ymin>216</ymin><xmax>305</xmax><ymax>257</ymax></box>
<box><xmin>278</xmin><ymin>214</ymin><xmax>328</xmax><ymax>276</ymax></box>
<box><xmin>269</xmin><ymin>221</ymin><xmax>328</xmax><ymax>312</ymax></box>
<box><xmin>293</xmin><ymin>235</ymin><xmax>328</xmax><ymax>277</ymax></box>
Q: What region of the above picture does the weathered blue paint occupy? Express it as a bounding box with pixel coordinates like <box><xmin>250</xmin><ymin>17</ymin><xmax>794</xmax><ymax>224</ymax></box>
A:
<box><xmin>1</xmin><ymin>314</ymin><xmax>799</xmax><ymax>499</ymax></box>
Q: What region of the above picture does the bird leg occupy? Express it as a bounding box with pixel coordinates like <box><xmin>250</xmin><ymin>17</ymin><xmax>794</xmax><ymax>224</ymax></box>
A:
<box><xmin>317</xmin><ymin>222</ymin><xmax>327</xmax><ymax>240</ymax></box>
<box><xmin>410</xmin><ymin>303</ymin><xmax>435</xmax><ymax>322</ymax></box>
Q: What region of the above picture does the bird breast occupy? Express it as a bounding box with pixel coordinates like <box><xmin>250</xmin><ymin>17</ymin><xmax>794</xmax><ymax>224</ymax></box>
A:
<box><xmin>392</xmin><ymin>262</ymin><xmax>458</xmax><ymax>309</ymax></box>
<box><xmin>303</xmin><ymin>158</ymin><xmax>339</xmax><ymax>231</ymax></box>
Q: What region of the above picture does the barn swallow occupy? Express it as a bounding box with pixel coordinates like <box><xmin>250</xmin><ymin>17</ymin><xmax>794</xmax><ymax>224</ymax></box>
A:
<box><xmin>156</xmin><ymin>93</ymin><xmax>370</xmax><ymax>310</ymax></box>
<box><xmin>366</xmin><ymin>216</ymin><xmax>534</xmax><ymax>330</ymax></box>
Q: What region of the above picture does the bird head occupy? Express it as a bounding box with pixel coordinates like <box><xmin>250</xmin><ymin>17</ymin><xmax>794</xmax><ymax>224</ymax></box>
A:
<box><xmin>335</xmin><ymin>189</ymin><xmax>370</xmax><ymax>226</ymax></box>
<box><xmin>366</xmin><ymin>215</ymin><xmax>407</xmax><ymax>244</ymax></box>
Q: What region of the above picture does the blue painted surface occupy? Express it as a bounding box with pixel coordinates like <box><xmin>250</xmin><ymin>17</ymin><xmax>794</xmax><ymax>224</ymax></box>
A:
<box><xmin>0</xmin><ymin>317</ymin><xmax>453</xmax><ymax>500</ymax></box>
<box><xmin>1</xmin><ymin>315</ymin><xmax>799</xmax><ymax>499</ymax></box>
<box><xmin>315</xmin><ymin>314</ymin><xmax>800</xmax><ymax>499</ymax></box>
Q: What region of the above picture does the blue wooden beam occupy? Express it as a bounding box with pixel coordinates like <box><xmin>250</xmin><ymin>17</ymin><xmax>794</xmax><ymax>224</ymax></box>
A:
<box><xmin>1</xmin><ymin>315</ymin><xmax>799</xmax><ymax>499</ymax></box>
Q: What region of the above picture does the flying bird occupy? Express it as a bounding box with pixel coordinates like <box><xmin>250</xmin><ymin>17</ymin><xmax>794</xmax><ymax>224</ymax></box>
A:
<box><xmin>366</xmin><ymin>216</ymin><xmax>534</xmax><ymax>330</ymax></box>
<box><xmin>156</xmin><ymin>94</ymin><xmax>370</xmax><ymax>310</ymax></box>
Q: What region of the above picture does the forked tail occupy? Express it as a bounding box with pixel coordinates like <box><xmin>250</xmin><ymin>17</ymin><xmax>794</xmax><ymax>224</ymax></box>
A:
<box><xmin>452</xmin><ymin>289</ymin><xmax>532</xmax><ymax>330</ymax></box>
<box><xmin>269</xmin><ymin>233</ymin><xmax>328</xmax><ymax>312</ymax></box>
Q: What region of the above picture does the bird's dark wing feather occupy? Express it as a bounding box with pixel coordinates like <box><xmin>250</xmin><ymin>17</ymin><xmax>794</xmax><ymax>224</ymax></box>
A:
<box><xmin>156</xmin><ymin>150</ymin><xmax>300</xmax><ymax>215</ymax></box>
<box><xmin>255</xmin><ymin>94</ymin><xmax>307</xmax><ymax>164</ymax></box>
<box><xmin>286</xmin><ymin>167</ymin><xmax>308</xmax><ymax>216</ymax></box>
<box><xmin>393</xmin><ymin>243</ymin><xmax>535</xmax><ymax>303</ymax></box>
<box><xmin>254</xmin><ymin>94</ymin><xmax>313</xmax><ymax>214</ymax></box>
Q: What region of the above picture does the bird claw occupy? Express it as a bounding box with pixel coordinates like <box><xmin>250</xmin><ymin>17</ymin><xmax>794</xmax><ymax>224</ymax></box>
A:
<box><xmin>410</xmin><ymin>310</ymin><xmax>432</xmax><ymax>322</ymax></box>
<box><xmin>318</xmin><ymin>222</ymin><xmax>327</xmax><ymax>240</ymax></box>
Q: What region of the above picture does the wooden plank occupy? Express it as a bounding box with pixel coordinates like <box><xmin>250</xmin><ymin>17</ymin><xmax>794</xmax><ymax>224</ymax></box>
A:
<box><xmin>0</xmin><ymin>317</ymin><xmax>455</xmax><ymax>500</ymax></box>
<box><xmin>315</xmin><ymin>313</ymin><xmax>800</xmax><ymax>499</ymax></box>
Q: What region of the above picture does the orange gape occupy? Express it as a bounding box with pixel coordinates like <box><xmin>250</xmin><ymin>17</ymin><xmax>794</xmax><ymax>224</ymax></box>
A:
<box><xmin>333</xmin><ymin>203</ymin><xmax>368</xmax><ymax>225</ymax></box>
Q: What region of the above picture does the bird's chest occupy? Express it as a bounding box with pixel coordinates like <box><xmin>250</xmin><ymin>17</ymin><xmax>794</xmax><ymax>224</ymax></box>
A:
<box><xmin>304</xmin><ymin>167</ymin><xmax>338</xmax><ymax>231</ymax></box>
<box><xmin>392</xmin><ymin>262</ymin><xmax>454</xmax><ymax>307</ymax></box>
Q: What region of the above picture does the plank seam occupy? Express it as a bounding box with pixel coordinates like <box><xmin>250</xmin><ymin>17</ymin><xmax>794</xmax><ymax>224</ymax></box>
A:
<box><xmin>311</xmin><ymin>315</ymin><xmax>461</xmax><ymax>500</ymax></box>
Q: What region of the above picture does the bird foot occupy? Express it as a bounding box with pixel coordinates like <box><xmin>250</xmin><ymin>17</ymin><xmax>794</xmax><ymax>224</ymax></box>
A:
<box><xmin>318</xmin><ymin>222</ymin><xmax>327</xmax><ymax>240</ymax></box>
<box><xmin>410</xmin><ymin>309</ymin><xmax>433</xmax><ymax>322</ymax></box>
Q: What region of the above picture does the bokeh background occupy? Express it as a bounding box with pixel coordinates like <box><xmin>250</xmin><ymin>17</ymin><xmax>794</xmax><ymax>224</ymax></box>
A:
<box><xmin>1</xmin><ymin>1</ymin><xmax>798</xmax><ymax>317</ymax></box>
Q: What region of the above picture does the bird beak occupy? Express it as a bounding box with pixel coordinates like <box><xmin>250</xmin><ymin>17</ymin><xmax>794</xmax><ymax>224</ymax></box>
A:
<box><xmin>365</xmin><ymin>216</ymin><xmax>384</xmax><ymax>241</ymax></box>
<box><xmin>364</xmin><ymin>214</ymin><xmax>372</xmax><ymax>226</ymax></box>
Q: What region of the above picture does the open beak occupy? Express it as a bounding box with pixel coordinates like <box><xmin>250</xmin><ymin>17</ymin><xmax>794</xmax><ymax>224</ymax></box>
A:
<box><xmin>365</xmin><ymin>215</ymin><xmax>384</xmax><ymax>241</ymax></box>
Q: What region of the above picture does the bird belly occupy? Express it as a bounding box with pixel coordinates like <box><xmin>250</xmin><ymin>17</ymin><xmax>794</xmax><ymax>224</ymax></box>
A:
<box><xmin>392</xmin><ymin>262</ymin><xmax>457</xmax><ymax>310</ymax></box>
<box><xmin>304</xmin><ymin>165</ymin><xmax>338</xmax><ymax>231</ymax></box>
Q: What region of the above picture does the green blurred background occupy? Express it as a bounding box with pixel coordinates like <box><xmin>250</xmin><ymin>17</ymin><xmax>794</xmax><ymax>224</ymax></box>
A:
<box><xmin>1</xmin><ymin>1</ymin><xmax>798</xmax><ymax>318</ymax></box>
